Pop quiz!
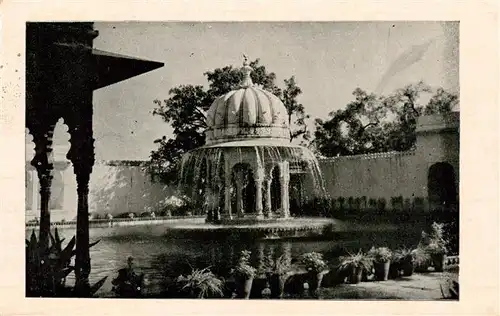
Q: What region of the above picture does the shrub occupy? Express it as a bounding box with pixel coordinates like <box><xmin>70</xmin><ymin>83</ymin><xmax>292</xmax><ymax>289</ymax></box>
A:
<box><xmin>426</xmin><ymin>222</ymin><xmax>448</xmax><ymax>255</ymax></box>
<box><xmin>300</xmin><ymin>252</ymin><xmax>327</xmax><ymax>273</ymax></box>
<box><xmin>338</xmin><ymin>250</ymin><xmax>372</xmax><ymax>272</ymax></box>
<box><xmin>232</xmin><ymin>250</ymin><xmax>256</xmax><ymax>279</ymax></box>
<box><xmin>393</xmin><ymin>247</ymin><xmax>414</xmax><ymax>263</ymax></box>
<box><xmin>176</xmin><ymin>267</ymin><xmax>224</xmax><ymax>298</ymax></box>
<box><xmin>265</xmin><ymin>255</ymin><xmax>292</xmax><ymax>276</ymax></box>
<box><xmin>368</xmin><ymin>247</ymin><xmax>392</xmax><ymax>263</ymax></box>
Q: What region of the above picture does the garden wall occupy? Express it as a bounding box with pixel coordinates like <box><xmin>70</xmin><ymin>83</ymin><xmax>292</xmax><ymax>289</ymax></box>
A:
<box><xmin>25</xmin><ymin>161</ymin><xmax>175</xmax><ymax>221</ymax></box>
<box><xmin>314</xmin><ymin>151</ymin><xmax>431</xmax><ymax>212</ymax></box>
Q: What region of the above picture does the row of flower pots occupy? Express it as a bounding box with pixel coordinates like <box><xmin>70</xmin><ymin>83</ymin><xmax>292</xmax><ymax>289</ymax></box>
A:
<box><xmin>339</xmin><ymin>222</ymin><xmax>450</xmax><ymax>285</ymax></box>
<box><xmin>162</xmin><ymin>223</ymin><xmax>451</xmax><ymax>298</ymax></box>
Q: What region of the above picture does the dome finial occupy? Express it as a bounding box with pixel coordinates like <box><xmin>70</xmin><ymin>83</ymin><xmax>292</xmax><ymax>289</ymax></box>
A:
<box><xmin>240</xmin><ymin>54</ymin><xmax>253</xmax><ymax>87</ymax></box>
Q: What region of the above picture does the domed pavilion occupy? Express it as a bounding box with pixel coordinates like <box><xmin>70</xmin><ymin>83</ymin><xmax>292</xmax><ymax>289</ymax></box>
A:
<box><xmin>179</xmin><ymin>57</ymin><xmax>324</xmax><ymax>223</ymax></box>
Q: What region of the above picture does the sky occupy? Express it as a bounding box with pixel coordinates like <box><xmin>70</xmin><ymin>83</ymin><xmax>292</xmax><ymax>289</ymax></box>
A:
<box><xmin>43</xmin><ymin>21</ymin><xmax>459</xmax><ymax>161</ymax></box>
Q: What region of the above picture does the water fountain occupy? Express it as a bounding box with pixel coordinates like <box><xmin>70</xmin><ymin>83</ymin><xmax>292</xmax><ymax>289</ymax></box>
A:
<box><xmin>174</xmin><ymin>56</ymin><xmax>333</xmax><ymax>238</ymax></box>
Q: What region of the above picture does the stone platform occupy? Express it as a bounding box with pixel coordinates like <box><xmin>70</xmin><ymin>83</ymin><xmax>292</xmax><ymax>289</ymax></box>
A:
<box><xmin>317</xmin><ymin>271</ymin><xmax>458</xmax><ymax>300</ymax></box>
<box><xmin>162</xmin><ymin>217</ymin><xmax>338</xmax><ymax>240</ymax></box>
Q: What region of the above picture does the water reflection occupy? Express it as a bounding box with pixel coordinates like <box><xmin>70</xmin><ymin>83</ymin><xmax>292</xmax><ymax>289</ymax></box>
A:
<box><xmin>25</xmin><ymin>225</ymin><xmax>424</xmax><ymax>296</ymax></box>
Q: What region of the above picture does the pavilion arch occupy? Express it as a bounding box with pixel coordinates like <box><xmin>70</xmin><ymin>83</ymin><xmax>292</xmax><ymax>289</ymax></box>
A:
<box><xmin>427</xmin><ymin>162</ymin><xmax>458</xmax><ymax>211</ymax></box>
<box><xmin>269</xmin><ymin>165</ymin><xmax>282</xmax><ymax>213</ymax></box>
<box><xmin>230</xmin><ymin>162</ymin><xmax>255</xmax><ymax>217</ymax></box>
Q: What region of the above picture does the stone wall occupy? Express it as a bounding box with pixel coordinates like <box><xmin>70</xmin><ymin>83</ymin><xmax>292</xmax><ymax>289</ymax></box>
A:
<box><xmin>316</xmin><ymin>151</ymin><xmax>430</xmax><ymax>211</ymax></box>
<box><xmin>26</xmin><ymin>161</ymin><xmax>175</xmax><ymax>221</ymax></box>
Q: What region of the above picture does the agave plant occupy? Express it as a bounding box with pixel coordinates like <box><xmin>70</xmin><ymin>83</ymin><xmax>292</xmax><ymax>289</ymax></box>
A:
<box><xmin>26</xmin><ymin>229</ymin><xmax>107</xmax><ymax>297</ymax></box>
<box><xmin>176</xmin><ymin>267</ymin><xmax>224</xmax><ymax>298</ymax></box>
<box><xmin>338</xmin><ymin>250</ymin><xmax>372</xmax><ymax>271</ymax></box>
<box><xmin>393</xmin><ymin>247</ymin><xmax>414</xmax><ymax>263</ymax></box>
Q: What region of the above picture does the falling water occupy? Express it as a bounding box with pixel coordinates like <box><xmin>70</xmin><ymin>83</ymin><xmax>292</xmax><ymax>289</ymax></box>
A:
<box><xmin>178</xmin><ymin>144</ymin><xmax>326</xmax><ymax>211</ymax></box>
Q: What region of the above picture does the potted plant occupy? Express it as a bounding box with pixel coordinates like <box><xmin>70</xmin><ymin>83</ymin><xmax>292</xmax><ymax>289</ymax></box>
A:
<box><xmin>368</xmin><ymin>247</ymin><xmax>392</xmax><ymax>281</ymax></box>
<box><xmin>412</xmin><ymin>246</ymin><xmax>432</xmax><ymax>272</ymax></box>
<box><xmin>176</xmin><ymin>267</ymin><xmax>224</xmax><ymax>298</ymax></box>
<box><xmin>338</xmin><ymin>250</ymin><xmax>371</xmax><ymax>284</ymax></box>
<box><xmin>426</xmin><ymin>222</ymin><xmax>448</xmax><ymax>272</ymax></box>
<box><xmin>111</xmin><ymin>257</ymin><xmax>146</xmax><ymax>298</ymax></box>
<box><xmin>265</xmin><ymin>255</ymin><xmax>292</xmax><ymax>298</ymax></box>
<box><xmin>393</xmin><ymin>247</ymin><xmax>415</xmax><ymax>277</ymax></box>
<box><xmin>300</xmin><ymin>252</ymin><xmax>327</xmax><ymax>297</ymax></box>
<box><xmin>231</xmin><ymin>250</ymin><xmax>256</xmax><ymax>299</ymax></box>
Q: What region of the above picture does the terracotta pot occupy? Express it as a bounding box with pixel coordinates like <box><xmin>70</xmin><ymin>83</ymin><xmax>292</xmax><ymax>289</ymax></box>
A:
<box><xmin>374</xmin><ymin>260</ymin><xmax>391</xmax><ymax>281</ymax></box>
<box><xmin>431</xmin><ymin>253</ymin><xmax>446</xmax><ymax>272</ymax></box>
<box><xmin>389</xmin><ymin>262</ymin><xmax>401</xmax><ymax>279</ymax></box>
<box><xmin>402</xmin><ymin>261</ymin><xmax>415</xmax><ymax>276</ymax></box>
<box><xmin>348</xmin><ymin>266</ymin><xmax>363</xmax><ymax>284</ymax></box>
<box><xmin>307</xmin><ymin>271</ymin><xmax>325</xmax><ymax>297</ymax></box>
<box><xmin>235</xmin><ymin>276</ymin><xmax>254</xmax><ymax>299</ymax></box>
<box><xmin>268</xmin><ymin>273</ymin><xmax>288</xmax><ymax>298</ymax></box>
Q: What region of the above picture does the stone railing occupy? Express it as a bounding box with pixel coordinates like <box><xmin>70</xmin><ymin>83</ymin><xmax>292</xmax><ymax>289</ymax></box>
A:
<box><xmin>25</xmin><ymin>215</ymin><xmax>205</xmax><ymax>229</ymax></box>
<box><xmin>446</xmin><ymin>255</ymin><xmax>459</xmax><ymax>266</ymax></box>
<box><xmin>318</xmin><ymin>150</ymin><xmax>416</xmax><ymax>162</ymax></box>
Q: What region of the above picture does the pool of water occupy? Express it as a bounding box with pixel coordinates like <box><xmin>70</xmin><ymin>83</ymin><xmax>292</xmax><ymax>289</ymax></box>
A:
<box><xmin>26</xmin><ymin>222</ymin><xmax>427</xmax><ymax>297</ymax></box>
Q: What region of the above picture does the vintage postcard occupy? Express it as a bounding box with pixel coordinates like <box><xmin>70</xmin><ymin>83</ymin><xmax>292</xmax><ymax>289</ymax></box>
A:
<box><xmin>0</xmin><ymin>1</ymin><xmax>498</xmax><ymax>315</ymax></box>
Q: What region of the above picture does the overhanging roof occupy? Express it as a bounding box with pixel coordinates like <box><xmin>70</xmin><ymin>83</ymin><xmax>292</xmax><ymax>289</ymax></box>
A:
<box><xmin>92</xmin><ymin>48</ymin><xmax>164</xmax><ymax>90</ymax></box>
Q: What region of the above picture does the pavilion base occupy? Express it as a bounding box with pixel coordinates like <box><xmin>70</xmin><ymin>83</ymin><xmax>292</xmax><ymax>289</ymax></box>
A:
<box><xmin>218</xmin><ymin>213</ymin><xmax>292</xmax><ymax>225</ymax></box>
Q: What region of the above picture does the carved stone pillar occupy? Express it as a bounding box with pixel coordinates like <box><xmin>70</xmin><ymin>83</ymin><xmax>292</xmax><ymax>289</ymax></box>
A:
<box><xmin>234</xmin><ymin>171</ymin><xmax>245</xmax><ymax>218</ymax></box>
<box><xmin>224</xmin><ymin>162</ymin><xmax>232</xmax><ymax>220</ymax></box>
<box><xmin>29</xmin><ymin>123</ymin><xmax>56</xmax><ymax>250</ymax></box>
<box><xmin>31</xmin><ymin>169</ymin><xmax>38</xmax><ymax>216</ymax></box>
<box><xmin>254</xmin><ymin>167</ymin><xmax>264</xmax><ymax>218</ymax></box>
<box><xmin>235</xmin><ymin>169</ymin><xmax>247</xmax><ymax>217</ymax></box>
<box><xmin>280</xmin><ymin>162</ymin><xmax>290</xmax><ymax>218</ymax></box>
<box><xmin>66</xmin><ymin>109</ymin><xmax>95</xmax><ymax>295</ymax></box>
<box><xmin>264</xmin><ymin>177</ymin><xmax>272</xmax><ymax>218</ymax></box>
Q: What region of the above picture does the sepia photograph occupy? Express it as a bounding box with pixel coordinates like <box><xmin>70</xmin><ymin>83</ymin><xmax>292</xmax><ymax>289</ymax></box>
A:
<box><xmin>23</xmin><ymin>21</ymin><xmax>461</xmax><ymax>300</ymax></box>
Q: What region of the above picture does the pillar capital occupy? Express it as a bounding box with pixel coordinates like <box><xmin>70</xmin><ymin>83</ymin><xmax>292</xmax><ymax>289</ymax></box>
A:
<box><xmin>254</xmin><ymin>165</ymin><xmax>265</xmax><ymax>181</ymax></box>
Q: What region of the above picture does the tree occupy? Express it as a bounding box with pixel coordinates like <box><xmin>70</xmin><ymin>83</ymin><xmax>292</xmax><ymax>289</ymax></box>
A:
<box><xmin>313</xmin><ymin>82</ymin><xmax>458</xmax><ymax>157</ymax></box>
<box><xmin>149</xmin><ymin>59</ymin><xmax>309</xmax><ymax>183</ymax></box>
<box><xmin>282</xmin><ymin>76</ymin><xmax>310</xmax><ymax>143</ymax></box>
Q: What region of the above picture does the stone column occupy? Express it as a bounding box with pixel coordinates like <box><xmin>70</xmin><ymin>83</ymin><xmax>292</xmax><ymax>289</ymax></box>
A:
<box><xmin>264</xmin><ymin>177</ymin><xmax>272</xmax><ymax>218</ymax></box>
<box><xmin>254</xmin><ymin>167</ymin><xmax>264</xmax><ymax>218</ymax></box>
<box><xmin>29</xmin><ymin>123</ymin><xmax>56</xmax><ymax>250</ymax></box>
<box><xmin>235</xmin><ymin>171</ymin><xmax>245</xmax><ymax>218</ymax></box>
<box><xmin>224</xmin><ymin>169</ymin><xmax>232</xmax><ymax>220</ymax></box>
<box><xmin>31</xmin><ymin>169</ymin><xmax>38</xmax><ymax>215</ymax></box>
<box><xmin>280</xmin><ymin>162</ymin><xmax>290</xmax><ymax>218</ymax></box>
<box><xmin>66</xmin><ymin>102</ymin><xmax>95</xmax><ymax>295</ymax></box>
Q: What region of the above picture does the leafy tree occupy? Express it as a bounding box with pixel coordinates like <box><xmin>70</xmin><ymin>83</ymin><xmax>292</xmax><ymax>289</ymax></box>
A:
<box><xmin>149</xmin><ymin>59</ymin><xmax>309</xmax><ymax>183</ymax></box>
<box><xmin>282</xmin><ymin>76</ymin><xmax>310</xmax><ymax>143</ymax></box>
<box><xmin>313</xmin><ymin>81</ymin><xmax>458</xmax><ymax>157</ymax></box>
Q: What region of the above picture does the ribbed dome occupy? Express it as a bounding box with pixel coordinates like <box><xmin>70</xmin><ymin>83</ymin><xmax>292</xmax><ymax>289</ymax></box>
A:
<box><xmin>205</xmin><ymin>57</ymin><xmax>289</xmax><ymax>145</ymax></box>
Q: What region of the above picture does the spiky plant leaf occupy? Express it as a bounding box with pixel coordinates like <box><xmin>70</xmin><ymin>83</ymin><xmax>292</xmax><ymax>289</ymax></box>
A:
<box><xmin>89</xmin><ymin>239</ymin><xmax>101</xmax><ymax>249</ymax></box>
<box><xmin>90</xmin><ymin>276</ymin><xmax>108</xmax><ymax>296</ymax></box>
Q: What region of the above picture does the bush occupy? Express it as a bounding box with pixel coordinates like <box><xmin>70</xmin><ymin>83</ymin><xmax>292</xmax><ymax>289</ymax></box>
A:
<box><xmin>300</xmin><ymin>252</ymin><xmax>327</xmax><ymax>273</ymax></box>
<box><xmin>176</xmin><ymin>267</ymin><xmax>224</xmax><ymax>298</ymax></box>
<box><xmin>368</xmin><ymin>247</ymin><xmax>392</xmax><ymax>263</ymax></box>
<box><xmin>232</xmin><ymin>250</ymin><xmax>256</xmax><ymax>279</ymax></box>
